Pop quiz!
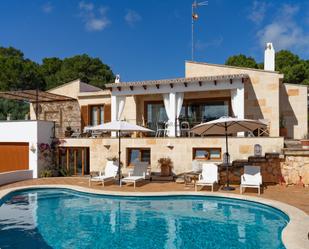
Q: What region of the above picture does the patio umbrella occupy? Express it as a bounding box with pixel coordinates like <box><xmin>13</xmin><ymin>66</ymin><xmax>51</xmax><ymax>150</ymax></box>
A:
<box><xmin>190</xmin><ymin>117</ymin><xmax>267</xmax><ymax>191</ymax></box>
<box><xmin>86</xmin><ymin>121</ymin><xmax>154</xmax><ymax>185</ymax></box>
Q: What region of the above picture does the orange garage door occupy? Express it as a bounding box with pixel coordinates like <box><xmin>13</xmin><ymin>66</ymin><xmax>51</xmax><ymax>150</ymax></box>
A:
<box><xmin>0</xmin><ymin>143</ymin><xmax>29</xmax><ymax>173</ymax></box>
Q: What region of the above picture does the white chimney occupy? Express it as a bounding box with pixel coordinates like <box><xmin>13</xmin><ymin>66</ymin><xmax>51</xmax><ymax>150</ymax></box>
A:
<box><xmin>264</xmin><ymin>42</ymin><xmax>275</xmax><ymax>71</ymax></box>
<box><xmin>115</xmin><ymin>74</ymin><xmax>121</xmax><ymax>83</ymax></box>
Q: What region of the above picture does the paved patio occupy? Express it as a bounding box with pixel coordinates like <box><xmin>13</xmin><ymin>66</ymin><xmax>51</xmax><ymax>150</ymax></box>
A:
<box><xmin>1</xmin><ymin>177</ymin><xmax>308</xmax><ymax>214</ymax></box>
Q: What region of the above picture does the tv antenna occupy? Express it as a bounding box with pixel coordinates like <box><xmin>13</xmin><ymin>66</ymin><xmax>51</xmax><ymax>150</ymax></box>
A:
<box><xmin>192</xmin><ymin>0</ymin><xmax>208</xmax><ymax>61</ymax></box>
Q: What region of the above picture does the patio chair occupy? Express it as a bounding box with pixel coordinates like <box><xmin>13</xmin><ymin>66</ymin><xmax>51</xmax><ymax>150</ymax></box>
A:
<box><xmin>120</xmin><ymin>162</ymin><xmax>149</xmax><ymax>188</ymax></box>
<box><xmin>195</xmin><ymin>163</ymin><xmax>218</xmax><ymax>192</ymax></box>
<box><xmin>180</xmin><ymin>121</ymin><xmax>190</xmax><ymax>137</ymax></box>
<box><xmin>155</xmin><ymin>122</ymin><xmax>168</xmax><ymax>137</ymax></box>
<box><xmin>240</xmin><ymin>166</ymin><xmax>262</xmax><ymax>195</ymax></box>
<box><xmin>89</xmin><ymin>162</ymin><xmax>118</xmax><ymax>187</ymax></box>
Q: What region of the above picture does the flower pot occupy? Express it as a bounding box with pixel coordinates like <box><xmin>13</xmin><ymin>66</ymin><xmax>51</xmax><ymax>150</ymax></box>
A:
<box><xmin>279</xmin><ymin>128</ymin><xmax>288</xmax><ymax>138</ymax></box>
<box><xmin>160</xmin><ymin>164</ymin><xmax>171</xmax><ymax>177</ymax></box>
<box><xmin>301</xmin><ymin>139</ymin><xmax>309</xmax><ymax>149</ymax></box>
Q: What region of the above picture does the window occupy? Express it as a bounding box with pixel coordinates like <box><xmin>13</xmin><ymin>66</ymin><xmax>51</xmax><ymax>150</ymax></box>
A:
<box><xmin>145</xmin><ymin>102</ymin><xmax>168</xmax><ymax>132</ymax></box>
<box><xmin>193</xmin><ymin>148</ymin><xmax>221</xmax><ymax>160</ymax></box>
<box><xmin>186</xmin><ymin>100</ymin><xmax>229</xmax><ymax>124</ymax></box>
<box><xmin>89</xmin><ymin>105</ymin><xmax>104</xmax><ymax>126</ymax></box>
<box><xmin>127</xmin><ymin>148</ymin><xmax>151</xmax><ymax>166</ymax></box>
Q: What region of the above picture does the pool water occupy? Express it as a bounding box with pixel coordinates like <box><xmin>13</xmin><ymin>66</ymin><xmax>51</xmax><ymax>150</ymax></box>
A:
<box><xmin>0</xmin><ymin>188</ymin><xmax>289</xmax><ymax>249</ymax></box>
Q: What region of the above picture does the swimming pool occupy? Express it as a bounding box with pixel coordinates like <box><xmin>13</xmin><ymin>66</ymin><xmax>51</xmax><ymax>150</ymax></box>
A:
<box><xmin>0</xmin><ymin>188</ymin><xmax>289</xmax><ymax>249</ymax></box>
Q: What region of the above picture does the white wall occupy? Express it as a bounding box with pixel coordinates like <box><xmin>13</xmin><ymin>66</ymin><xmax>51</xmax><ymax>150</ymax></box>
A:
<box><xmin>0</xmin><ymin>121</ymin><xmax>54</xmax><ymax>178</ymax></box>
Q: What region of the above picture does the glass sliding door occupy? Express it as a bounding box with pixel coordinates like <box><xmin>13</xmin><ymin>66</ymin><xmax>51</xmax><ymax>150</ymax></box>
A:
<box><xmin>58</xmin><ymin>147</ymin><xmax>90</xmax><ymax>176</ymax></box>
<box><xmin>185</xmin><ymin>100</ymin><xmax>230</xmax><ymax>126</ymax></box>
<box><xmin>146</xmin><ymin>102</ymin><xmax>168</xmax><ymax>134</ymax></box>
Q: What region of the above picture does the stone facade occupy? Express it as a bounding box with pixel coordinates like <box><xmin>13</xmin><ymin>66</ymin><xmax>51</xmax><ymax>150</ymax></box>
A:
<box><xmin>185</xmin><ymin>61</ymin><xmax>283</xmax><ymax>136</ymax></box>
<box><xmin>60</xmin><ymin>137</ymin><xmax>284</xmax><ymax>175</ymax></box>
<box><xmin>31</xmin><ymin>100</ymin><xmax>81</xmax><ymax>138</ymax></box>
<box><xmin>280</xmin><ymin>150</ymin><xmax>309</xmax><ymax>186</ymax></box>
<box><xmin>279</xmin><ymin>84</ymin><xmax>308</xmax><ymax>139</ymax></box>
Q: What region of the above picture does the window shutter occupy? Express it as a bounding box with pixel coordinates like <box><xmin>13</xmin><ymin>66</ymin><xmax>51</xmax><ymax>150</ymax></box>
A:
<box><xmin>104</xmin><ymin>104</ymin><xmax>111</xmax><ymax>123</ymax></box>
<box><xmin>81</xmin><ymin>105</ymin><xmax>89</xmax><ymax>130</ymax></box>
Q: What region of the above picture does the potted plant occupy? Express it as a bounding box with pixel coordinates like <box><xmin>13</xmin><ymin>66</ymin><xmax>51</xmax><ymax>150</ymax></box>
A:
<box><xmin>301</xmin><ymin>134</ymin><xmax>309</xmax><ymax>149</ymax></box>
<box><xmin>279</xmin><ymin>115</ymin><xmax>288</xmax><ymax>138</ymax></box>
<box><xmin>64</xmin><ymin>126</ymin><xmax>73</xmax><ymax>137</ymax></box>
<box><xmin>157</xmin><ymin>157</ymin><xmax>173</xmax><ymax>177</ymax></box>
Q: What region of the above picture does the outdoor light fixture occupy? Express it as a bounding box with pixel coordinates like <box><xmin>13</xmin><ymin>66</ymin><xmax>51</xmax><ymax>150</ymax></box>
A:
<box><xmin>30</xmin><ymin>143</ymin><xmax>36</xmax><ymax>153</ymax></box>
<box><xmin>166</xmin><ymin>142</ymin><xmax>174</xmax><ymax>150</ymax></box>
<box><xmin>104</xmin><ymin>145</ymin><xmax>111</xmax><ymax>150</ymax></box>
<box><xmin>104</xmin><ymin>141</ymin><xmax>111</xmax><ymax>150</ymax></box>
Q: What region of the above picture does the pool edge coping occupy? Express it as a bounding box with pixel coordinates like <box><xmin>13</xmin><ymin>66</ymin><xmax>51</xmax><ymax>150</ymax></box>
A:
<box><xmin>0</xmin><ymin>184</ymin><xmax>308</xmax><ymax>249</ymax></box>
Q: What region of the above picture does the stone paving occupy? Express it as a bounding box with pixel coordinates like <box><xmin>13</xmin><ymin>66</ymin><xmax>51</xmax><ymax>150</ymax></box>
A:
<box><xmin>1</xmin><ymin>177</ymin><xmax>308</xmax><ymax>214</ymax></box>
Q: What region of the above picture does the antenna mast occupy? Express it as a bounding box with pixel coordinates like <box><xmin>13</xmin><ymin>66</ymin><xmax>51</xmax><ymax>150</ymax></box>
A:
<box><xmin>192</xmin><ymin>0</ymin><xmax>208</xmax><ymax>61</ymax></box>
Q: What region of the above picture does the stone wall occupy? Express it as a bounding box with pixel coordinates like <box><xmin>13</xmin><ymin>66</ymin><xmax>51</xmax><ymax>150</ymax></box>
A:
<box><xmin>280</xmin><ymin>150</ymin><xmax>309</xmax><ymax>186</ymax></box>
<box><xmin>31</xmin><ymin>100</ymin><xmax>81</xmax><ymax>138</ymax></box>
<box><xmin>279</xmin><ymin>84</ymin><xmax>308</xmax><ymax>139</ymax></box>
<box><xmin>224</xmin><ymin>150</ymin><xmax>309</xmax><ymax>187</ymax></box>
<box><xmin>60</xmin><ymin>137</ymin><xmax>284</xmax><ymax>175</ymax></box>
<box><xmin>221</xmin><ymin>153</ymin><xmax>283</xmax><ymax>184</ymax></box>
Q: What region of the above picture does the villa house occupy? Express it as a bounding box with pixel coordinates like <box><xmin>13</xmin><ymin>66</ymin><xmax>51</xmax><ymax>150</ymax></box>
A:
<box><xmin>23</xmin><ymin>43</ymin><xmax>307</xmax><ymax>178</ymax></box>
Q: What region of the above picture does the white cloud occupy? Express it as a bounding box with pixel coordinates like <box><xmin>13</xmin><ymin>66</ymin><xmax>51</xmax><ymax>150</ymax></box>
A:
<box><xmin>256</xmin><ymin>4</ymin><xmax>309</xmax><ymax>52</ymax></box>
<box><xmin>124</xmin><ymin>9</ymin><xmax>141</xmax><ymax>27</ymax></box>
<box><xmin>79</xmin><ymin>1</ymin><xmax>110</xmax><ymax>31</ymax></box>
<box><xmin>248</xmin><ymin>1</ymin><xmax>269</xmax><ymax>25</ymax></box>
<box><xmin>42</xmin><ymin>2</ymin><xmax>53</xmax><ymax>14</ymax></box>
<box><xmin>79</xmin><ymin>1</ymin><xmax>94</xmax><ymax>11</ymax></box>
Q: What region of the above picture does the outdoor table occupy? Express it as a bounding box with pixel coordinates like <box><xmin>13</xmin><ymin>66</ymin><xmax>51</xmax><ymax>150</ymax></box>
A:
<box><xmin>184</xmin><ymin>171</ymin><xmax>201</xmax><ymax>187</ymax></box>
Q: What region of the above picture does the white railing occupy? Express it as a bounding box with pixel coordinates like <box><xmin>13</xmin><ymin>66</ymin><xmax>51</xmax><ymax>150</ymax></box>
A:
<box><xmin>0</xmin><ymin>170</ymin><xmax>33</xmax><ymax>186</ymax></box>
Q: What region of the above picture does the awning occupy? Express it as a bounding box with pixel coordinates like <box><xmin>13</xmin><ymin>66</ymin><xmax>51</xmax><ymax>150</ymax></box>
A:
<box><xmin>0</xmin><ymin>90</ymin><xmax>75</xmax><ymax>103</ymax></box>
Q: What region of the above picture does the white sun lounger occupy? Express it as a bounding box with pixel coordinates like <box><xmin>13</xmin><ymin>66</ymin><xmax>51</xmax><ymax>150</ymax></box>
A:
<box><xmin>240</xmin><ymin>166</ymin><xmax>262</xmax><ymax>195</ymax></box>
<box><xmin>195</xmin><ymin>163</ymin><xmax>218</xmax><ymax>192</ymax></box>
<box><xmin>120</xmin><ymin>162</ymin><xmax>149</xmax><ymax>188</ymax></box>
<box><xmin>89</xmin><ymin>162</ymin><xmax>118</xmax><ymax>187</ymax></box>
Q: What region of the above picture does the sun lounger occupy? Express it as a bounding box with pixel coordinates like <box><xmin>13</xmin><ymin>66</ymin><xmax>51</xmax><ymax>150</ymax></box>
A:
<box><xmin>120</xmin><ymin>162</ymin><xmax>149</xmax><ymax>188</ymax></box>
<box><xmin>240</xmin><ymin>166</ymin><xmax>262</xmax><ymax>195</ymax></box>
<box><xmin>195</xmin><ymin>163</ymin><xmax>218</xmax><ymax>192</ymax></box>
<box><xmin>89</xmin><ymin>162</ymin><xmax>118</xmax><ymax>187</ymax></box>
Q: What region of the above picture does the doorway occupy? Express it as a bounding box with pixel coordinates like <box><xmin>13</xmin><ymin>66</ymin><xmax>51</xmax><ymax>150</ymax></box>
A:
<box><xmin>58</xmin><ymin>147</ymin><xmax>90</xmax><ymax>176</ymax></box>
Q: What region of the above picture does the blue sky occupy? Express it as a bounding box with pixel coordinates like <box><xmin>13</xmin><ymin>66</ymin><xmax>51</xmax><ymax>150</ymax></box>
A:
<box><xmin>0</xmin><ymin>0</ymin><xmax>308</xmax><ymax>81</ymax></box>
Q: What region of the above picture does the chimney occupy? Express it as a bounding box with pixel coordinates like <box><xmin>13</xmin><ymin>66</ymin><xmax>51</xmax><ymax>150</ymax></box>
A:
<box><xmin>264</xmin><ymin>42</ymin><xmax>275</xmax><ymax>71</ymax></box>
<box><xmin>115</xmin><ymin>74</ymin><xmax>121</xmax><ymax>83</ymax></box>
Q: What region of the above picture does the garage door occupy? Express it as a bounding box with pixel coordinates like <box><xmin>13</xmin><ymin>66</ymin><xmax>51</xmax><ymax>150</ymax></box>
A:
<box><xmin>0</xmin><ymin>143</ymin><xmax>29</xmax><ymax>173</ymax></box>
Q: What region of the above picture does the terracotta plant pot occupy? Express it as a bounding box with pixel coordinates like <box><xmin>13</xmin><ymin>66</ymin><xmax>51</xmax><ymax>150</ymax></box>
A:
<box><xmin>160</xmin><ymin>164</ymin><xmax>171</xmax><ymax>177</ymax></box>
<box><xmin>300</xmin><ymin>139</ymin><xmax>309</xmax><ymax>149</ymax></box>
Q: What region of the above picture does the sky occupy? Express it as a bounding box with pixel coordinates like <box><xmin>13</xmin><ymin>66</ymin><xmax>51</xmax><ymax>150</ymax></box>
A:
<box><xmin>0</xmin><ymin>0</ymin><xmax>308</xmax><ymax>82</ymax></box>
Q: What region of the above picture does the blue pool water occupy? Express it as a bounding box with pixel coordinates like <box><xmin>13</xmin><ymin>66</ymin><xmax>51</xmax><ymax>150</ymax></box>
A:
<box><xmin>0</xmin><ymin>188</ymin><xmax>289</xmax><ymax>249</ymax></box>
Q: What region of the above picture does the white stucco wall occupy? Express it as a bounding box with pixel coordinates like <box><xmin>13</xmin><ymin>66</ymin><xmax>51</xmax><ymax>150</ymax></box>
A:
<box><xmin>0</xmin><ymin>121</ymin><xmax>54</xmax><ymax>178</ymax></box>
